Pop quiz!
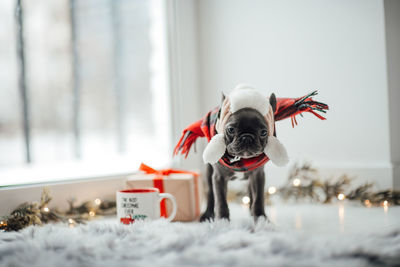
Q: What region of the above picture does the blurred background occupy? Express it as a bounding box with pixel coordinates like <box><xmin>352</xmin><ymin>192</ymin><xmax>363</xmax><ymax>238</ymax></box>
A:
<box><xmin>0</xmin><ymin>0</ymin><xmax>171</xmax><ymax>184</ymax></box>
<box><xmin>0</xmin><ymin>0</ymin><xmax>399</xmax><ymax>191</ymax></box>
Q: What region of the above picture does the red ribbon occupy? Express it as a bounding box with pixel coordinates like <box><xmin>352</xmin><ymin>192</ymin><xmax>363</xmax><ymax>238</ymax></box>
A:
<box><xmin>139</xmin><ymin>163</ymin><xmax>200</xmax><ymax>218</ymax></box>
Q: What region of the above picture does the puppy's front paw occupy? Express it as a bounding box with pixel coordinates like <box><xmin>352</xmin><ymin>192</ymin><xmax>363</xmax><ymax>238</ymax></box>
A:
<box><xmin>253</xmin><ymin>214</ymin><xmax>268</xmax><ymax>223</ymax></box>
<box><xmin>199</xmin><ymin>211</ymin><xmax>215</xmax><ymax>222</ymax></box>
<box><xmin>216</xmin><ymin>209</ymin><xmax>230</xmax><ymax>221</ymax></box>
<box><xmin>251</xmin><ymin>206</ymin><xmax>266</xmax><ymax>218</ymax></box>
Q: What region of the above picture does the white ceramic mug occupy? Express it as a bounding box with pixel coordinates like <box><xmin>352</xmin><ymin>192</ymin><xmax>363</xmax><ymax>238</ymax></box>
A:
<box><xmin>116</xmin><ymin>188</ymin><xmax>177</xmax><ymax>224</ymax></box>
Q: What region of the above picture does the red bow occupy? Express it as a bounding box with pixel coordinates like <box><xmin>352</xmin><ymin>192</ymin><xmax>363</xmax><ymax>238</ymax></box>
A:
<box><xmin>139</xmin><ymin>163</ymin><xmax>198</xmax><ymax>177</ymax></box>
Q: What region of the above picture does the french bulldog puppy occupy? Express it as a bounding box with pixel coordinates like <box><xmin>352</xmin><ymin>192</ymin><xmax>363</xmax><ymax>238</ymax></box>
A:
<box><xmin>200</xmin><ymin>93</ymin><xmax>277</xmax><ymax>221</ymax></box>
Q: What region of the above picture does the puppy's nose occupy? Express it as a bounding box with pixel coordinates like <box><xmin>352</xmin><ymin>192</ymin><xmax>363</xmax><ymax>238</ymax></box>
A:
<box><xmin>239</xmin><ymin>134</ymin><xmax>254</xmax><ymax>144</ymax></box>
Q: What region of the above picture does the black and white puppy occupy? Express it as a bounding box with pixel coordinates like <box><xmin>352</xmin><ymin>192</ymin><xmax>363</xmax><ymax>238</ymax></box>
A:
<box><xmin>200</xmin><ymin>93</ymin><xmax>278</xmax><ymax>221</ymax></box>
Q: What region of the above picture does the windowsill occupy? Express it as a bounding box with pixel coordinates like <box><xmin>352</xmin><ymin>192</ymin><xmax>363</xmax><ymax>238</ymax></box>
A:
<box><xmin>0</xmin><ymin>156</ymin><xmax>173</xmax><ymax>216</ymax></box>
<box><xmin>0</xmin><ymin>156</ymin><xmax>170</xmax><ymax>188</ymax></box>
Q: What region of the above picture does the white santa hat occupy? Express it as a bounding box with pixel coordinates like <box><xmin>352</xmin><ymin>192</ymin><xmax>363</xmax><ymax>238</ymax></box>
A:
<box><xmin>202</xmin><ymin>84</ymin><xmax>289</xmax><ymax>167</ymax></box>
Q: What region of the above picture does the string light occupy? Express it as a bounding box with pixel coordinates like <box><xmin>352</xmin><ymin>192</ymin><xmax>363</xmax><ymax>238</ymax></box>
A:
<box><xmin>94</xmin><ymin>198</ymin><xmax>101</xmax><ymax>205</ymax></box>
<box><xmin>0</xmin><ymin>188</ymin><xmax>120</xmax><ymax>231</ymax></box>
<box><xmin>68</xmin><ymin>218</ymin><xmax>75</xmax><ymax>228</ymax></box>
<box><xmin>242</xmin><ymin>196</ymin><xmax>250</xmax><ymax>205</ymax></box>
<box><xmin>337</xmin><ymin>193</ymin><xmax>345</xmax><ymax>201</ymax></box>
<box><xmin>364</xmin><ymin>199</ymin><xmax>371</xmax><ymax>207</ymax></box>
<box><xmin>292</xmin><ymin>178</ymin><xmax>301</xmax><ymax>187</ymax></box>
<box><xmin>382</xmin><ymin>200</ymin><xmax>389</xmax><ymax>213</ymax></box>
<box><xmin>268</xmin><ymin>186</ymin><xmax>277</xmax><ymax>195</ymax></box>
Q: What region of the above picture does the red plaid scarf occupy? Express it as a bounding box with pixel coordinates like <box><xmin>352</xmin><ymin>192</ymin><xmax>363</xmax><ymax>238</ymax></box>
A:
<box><xmin>173</xmin><ymin>91</ymin><xmax>328</xmax><ymax>172</ymax></box>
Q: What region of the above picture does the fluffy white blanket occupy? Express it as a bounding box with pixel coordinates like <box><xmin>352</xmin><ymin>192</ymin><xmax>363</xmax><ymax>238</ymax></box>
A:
<box><xmin>1</xmin><ymin>216</ymin><xmax>399</xmax><ymax>267</ymax></box>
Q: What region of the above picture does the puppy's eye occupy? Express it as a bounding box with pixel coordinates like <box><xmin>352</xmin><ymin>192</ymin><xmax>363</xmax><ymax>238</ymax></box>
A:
<box><xmin>260</xmin><ymin>129</ymin><xmax>268</xmax><ymax>137</ymax></box>
<box><xmin>227</xmin><ymin>127</ymin><xmax>235</xmax><ymax>134</ymax></box>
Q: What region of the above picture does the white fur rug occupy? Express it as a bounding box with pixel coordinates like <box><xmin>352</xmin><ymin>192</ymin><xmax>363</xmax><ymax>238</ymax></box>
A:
<box><xmin>1</xmin><ymin>217</ymin><xmax>399</xmax><ymax>267</ymax></box>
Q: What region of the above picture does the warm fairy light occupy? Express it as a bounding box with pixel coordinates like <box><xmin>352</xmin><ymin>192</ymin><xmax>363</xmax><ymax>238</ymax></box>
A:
<box><xmin>94</xmin><ymin>198</ymin><xmax>101</xmax><ymax>205</ymax></box>
<box><xmin>292</xmin><ymin>178</ymin><xmax>301</xmax><ymax>187</ymax></box>
<box><xmin>89</xmin><ymin>211</ymin><xmax>95</xmax><ymax>217</ymax></box>
<box><xmin>382</xmin><ymin>200</ymin><xmax>389</xmax><ymax>213</ymax></box>
<box><xmin>68</xmin><ymin>218</ymin><xmax>75</xmax><ymax>228</ymax></box>
<box><xmin>337</xmin><ymin>193</ymin><xmax>345</xmax><ymax>201</ymax></box>
<box><xmin>268</xmin><ymin>186</ymin><xmax>277</xmax><ymax>195</ymax></box>
<box><xmin>43</xmin><ymin>207</ymin><xmax>50</xmax><ymax>213</ymax></box>
<box><xmin>338</xmin><ymin>204</ymin><xmax>345</xmax><ymax>233</ymax></box>
<box><xmin>242</xmin><ymin>196</ymin><xmax>250</xmax><ymax>205</ymax></box>
<box><xmin>364</xmin><ymin>199</ymin><xmax>371</xmax><ymax>207</ymax></box>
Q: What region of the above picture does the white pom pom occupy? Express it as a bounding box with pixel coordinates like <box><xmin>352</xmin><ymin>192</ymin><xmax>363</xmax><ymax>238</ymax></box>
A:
<box><xmin>203</xmin><ymin>134</ymin><xmax>226</xmax><ymax>164</ymax></box>
<box><xmin>229</xmin><ymin>86</ymin><xmax>269</xmax><ymax>115</ymax></box>
<box><xmin>233</xmin><ymin>84</ymin><xmax>253</xmax><ymax>90</ymax></box>
<box><xmin>264</xmin><ymin>136</ymin><xmax>289</xmax><ymax>167</ymax></box>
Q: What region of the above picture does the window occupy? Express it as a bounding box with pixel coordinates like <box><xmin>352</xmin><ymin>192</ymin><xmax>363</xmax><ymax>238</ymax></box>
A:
<box><xmin>0</xmin><ymin>0</ymin><xmax>171</xmax><ymax>186</ymax></box>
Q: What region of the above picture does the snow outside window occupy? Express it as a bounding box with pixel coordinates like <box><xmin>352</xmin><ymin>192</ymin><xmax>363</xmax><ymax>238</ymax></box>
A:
<box><xmin>0</xmin><ymin>0</ymin><xmax>171</xmax><ymax>186</ymax></box>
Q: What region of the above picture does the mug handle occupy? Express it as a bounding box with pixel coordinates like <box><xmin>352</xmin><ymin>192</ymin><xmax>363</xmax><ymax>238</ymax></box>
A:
<box><xmin>159</xmin><ymin>193</ymin><xmax>177</xmax><ymax>222</ymax></box>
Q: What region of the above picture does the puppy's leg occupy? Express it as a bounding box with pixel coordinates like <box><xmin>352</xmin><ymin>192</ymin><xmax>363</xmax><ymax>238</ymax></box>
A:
<box><xmin>249</xmin><ymin>169</ymin><xmax>267</xmax><ymax>219</ymax></box>
<box><xmin>212</xmin><ymin>169</ymin><xmax>230</xmax><ymax>220</ymax></box>
<box><xmin>248</xmin><ymin>187</ymin><xmax>253</xmax><ymax>211</ymax></box>
<box><xmin>245</xmin><ymin>173</ymin><xmax>254</xmax><ymax>211</ymax></box>
<box><xmin>200</xmin><ymin>164</ymin><xmax>215</xmax><ymax>222</ymax></box>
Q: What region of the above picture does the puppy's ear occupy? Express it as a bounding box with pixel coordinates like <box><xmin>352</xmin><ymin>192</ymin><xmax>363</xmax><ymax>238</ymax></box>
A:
<box><xmin>217</xmin><ymin>92</ymin><xmax>226</xmax><ymax>119</ymax></box>
<box><xmin>269</xmin><ymin>93</ymin><xmax>277</xmax><ymax>113</ymax></box>
<box><xmin>220</xmin><ymin>92</ymin><xmax>226</xmax><ymax>107</ymax></box>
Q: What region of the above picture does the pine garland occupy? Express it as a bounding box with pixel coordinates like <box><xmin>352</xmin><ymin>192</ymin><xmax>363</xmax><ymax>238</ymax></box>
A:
<box><xmin>0</xmin><ymin>188</ymin><xmax>116</xmax><ymax>232</ymax></box>
<box><xmin>236</xmin><ymin>163</ymin><xmax>400</xmax><ymax>207</ymax></box>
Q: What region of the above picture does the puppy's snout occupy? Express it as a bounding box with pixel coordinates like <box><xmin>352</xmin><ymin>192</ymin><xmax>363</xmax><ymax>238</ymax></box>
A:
<box><xmin>239</xmin><ymin>134</ymin><xmax>254</xmax><ymax>144</ymax></box>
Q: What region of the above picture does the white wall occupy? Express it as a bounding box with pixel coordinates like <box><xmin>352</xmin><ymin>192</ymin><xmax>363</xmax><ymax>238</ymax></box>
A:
<box><xmin>384</xmin><ymin>0</ymin><xmax>400</xmax><ymax>189</ymax></box>
<box><xmin>196</xmin><ymin>0</ymin><xmax>393</xmax><ymax>188</ymax></box>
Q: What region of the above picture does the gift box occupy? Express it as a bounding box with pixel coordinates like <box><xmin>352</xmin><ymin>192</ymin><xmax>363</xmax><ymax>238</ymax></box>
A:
<box><xmin>125</xmin><ymin>163</ymin><xmax>201</xmax><ymax>222</ymax></box>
